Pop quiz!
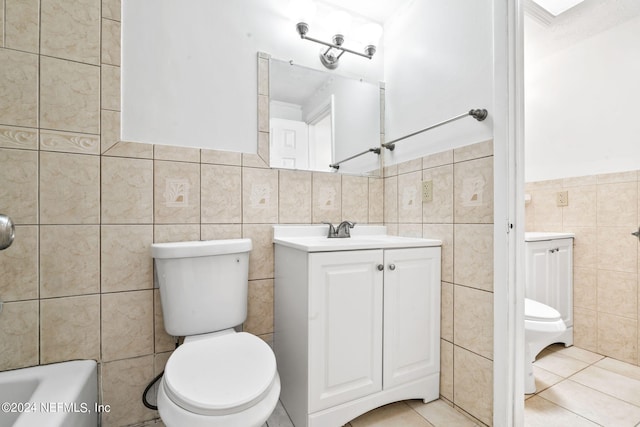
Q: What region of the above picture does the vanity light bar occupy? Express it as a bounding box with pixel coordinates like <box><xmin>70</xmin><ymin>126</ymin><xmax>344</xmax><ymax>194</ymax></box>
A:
<box><xmin>296</xmin><ymin>22</ymin><xmax>376</xmax><ymax>69</ymax></box>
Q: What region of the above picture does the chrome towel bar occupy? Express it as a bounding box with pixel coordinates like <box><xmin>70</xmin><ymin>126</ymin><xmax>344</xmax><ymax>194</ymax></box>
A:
<box><xmin>330</xmin><ymin>147</ymin><xmax>381</xmax><ymax>170</ymax></box>
<box><xmin>382</xmin><ymin>108</ymin><xmax>488</xmax><ymax>151</ymax></box>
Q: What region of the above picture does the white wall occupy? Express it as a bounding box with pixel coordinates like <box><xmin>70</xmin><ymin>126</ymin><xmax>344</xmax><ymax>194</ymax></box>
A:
<box><xmin>524</xmin><ymin>15</ymin><xmax>640</xmax><ymax>182</ymax></box>
<box><xmin>122</xmin><ymin>0</ymin><xmax>384</xmax><ymax>154</ymax></box>
<box><xmin>383</xmin><ymin>0</ymin><xmax>494</xmax><ymax>165</ymax></box>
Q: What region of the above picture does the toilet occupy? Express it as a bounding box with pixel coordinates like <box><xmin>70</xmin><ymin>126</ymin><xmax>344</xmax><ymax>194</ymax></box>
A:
<box><xmin>151</xmin><ymin>239</ymin><xmax>280</xmax><ymax>427</ymax></box>
<box><xmin>524</xmin><ymin>298</ymin><xmax>566</xmax><ymax>394</ymax></box>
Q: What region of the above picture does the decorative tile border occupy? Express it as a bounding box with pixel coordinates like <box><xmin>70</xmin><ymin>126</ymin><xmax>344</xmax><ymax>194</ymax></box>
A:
<box><xmin>0</xmin><ymin>125</ymin><xmax>38</xmax><ymax>150</ymax></box>
<box><xmin>40</xmin><ymin>129</ymin><xmax>100</xmax><ymax>155</ymax></box>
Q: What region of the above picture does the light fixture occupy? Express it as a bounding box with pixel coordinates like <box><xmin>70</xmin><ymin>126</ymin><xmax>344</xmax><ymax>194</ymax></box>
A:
<box><xmin>531</xmin><ymin>0</ymin><xmax>584</xmax><ymax>16</ymax></box>
<box><xmin>293</xmin><ymin>6</ymin><xmax>382</xmax><ymax>70</ymax></box>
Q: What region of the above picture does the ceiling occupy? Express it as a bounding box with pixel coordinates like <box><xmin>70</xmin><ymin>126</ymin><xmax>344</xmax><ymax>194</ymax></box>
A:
<box><xmin>318</xmin><ymin>0</ymin><xmax>413</xmax><ymax>24</ymax></box>
<box><xmin>270</xmin><ymin>59</ymin><xmax>333</xmax><ymax>105</ymax></box>
<box><xmin>525</xmin><ymin>0</ymin><xmax>640</xmax><ymax>62</ymax></box>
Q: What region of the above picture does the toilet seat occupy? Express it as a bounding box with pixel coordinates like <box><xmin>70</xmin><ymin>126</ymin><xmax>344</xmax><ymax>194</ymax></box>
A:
<box><xmin>525</xmin><ymin>298</ymin><xmax>562</xmax><ymax>322</ymax></box>
<box><xmin>163</xmin><ymin>332</ymin><xmax>277</xmax><ymax>416</ymax></box>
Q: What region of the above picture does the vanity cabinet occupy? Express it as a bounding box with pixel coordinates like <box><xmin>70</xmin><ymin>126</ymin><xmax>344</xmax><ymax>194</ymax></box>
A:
<box><xmin>524</xmin><ymin>235</ymin><xmax>573</xmax><ymax>345</ymax></box>
<box><xmin>274</xmin><ymin>244</ymin><xmax>441</xmax><ymax>427</ymax></box>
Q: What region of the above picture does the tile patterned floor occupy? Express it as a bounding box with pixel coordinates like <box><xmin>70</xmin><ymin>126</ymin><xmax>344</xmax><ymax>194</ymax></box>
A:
<box><xmin>139</xmin><ymin>398</ymin><xmax>480</xmax><ymax>427</ymax></box>
<box><xmin>140</xmin><ymin>344</ymin><xmax>640</xmax><ymax>427</ymax></box>
<box><xmin>526</xmin><ymin>344</ymin><xmax>640</xmax><ymax>427</ymax></box>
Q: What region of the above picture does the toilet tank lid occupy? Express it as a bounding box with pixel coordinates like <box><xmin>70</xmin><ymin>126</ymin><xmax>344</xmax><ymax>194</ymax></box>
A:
<box><xmin>152</xmin><ymin>239</ymin><xmax>252</xmax><ymax>259</ymax></box>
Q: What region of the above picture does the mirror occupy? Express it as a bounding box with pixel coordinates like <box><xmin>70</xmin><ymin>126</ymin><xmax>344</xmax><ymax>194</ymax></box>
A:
<box><xmin>269</xmin><ymin>58</ymin><xmax>382</xmax><ymax>175</ymax></box>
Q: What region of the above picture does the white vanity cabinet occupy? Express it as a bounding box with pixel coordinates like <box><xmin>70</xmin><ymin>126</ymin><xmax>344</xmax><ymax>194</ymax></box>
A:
<box><xmin>274</xmin><ymin>228</ymin><xmax>441</xmax><ymax>427</ymax></box>
<box><xmin>524</xmin><ymin>233</ymin><xmax>574</xmax><ymax>346</ymax></box>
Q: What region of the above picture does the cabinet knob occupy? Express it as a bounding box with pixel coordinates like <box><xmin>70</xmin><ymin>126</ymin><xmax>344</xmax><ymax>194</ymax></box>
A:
<box><xmin>377</xmin><ymin>264</ymin><xmax>384</xmax><ymax>271</ymax></box>
<box><xmin>549</xmin><ymin>247</ymin><xmax>560</xmax><ymax>253</ymax></box>
<box><xmin>389</xmin><ymin>264</ymin><xmax>396</xmax><ymax>271</ymax></box>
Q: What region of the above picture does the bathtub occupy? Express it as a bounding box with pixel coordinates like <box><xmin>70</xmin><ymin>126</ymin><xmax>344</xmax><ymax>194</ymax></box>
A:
<box><xmin>0</xmin><ymin>360</ymin><xmax>97</xmax><ymax>427</ymax></box>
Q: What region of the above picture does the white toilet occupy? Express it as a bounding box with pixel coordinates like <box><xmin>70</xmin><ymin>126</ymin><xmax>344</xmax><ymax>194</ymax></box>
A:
<box><xmin>151</xmin><ymin>239</ymin><xmax>280</xmax><ymax>427</ymax></box>
<box><xmin>524</xmin><ymin>298</ymin><xmax>566</xmax><ymax>394</ymax></box>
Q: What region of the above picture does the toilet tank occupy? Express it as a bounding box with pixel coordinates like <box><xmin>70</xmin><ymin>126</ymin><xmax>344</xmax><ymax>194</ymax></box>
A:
<box><xmin>151</xmin><ymin>239</ymin><xmax>252</xmax><ymax>336</ymax></box>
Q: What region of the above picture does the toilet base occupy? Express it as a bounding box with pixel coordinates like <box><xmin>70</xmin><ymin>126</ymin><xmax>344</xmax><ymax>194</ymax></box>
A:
<box><xmin>557</xmin><ymin>326</ymin><xmax>573</xmax><ymax>348</ymax></box>
<box><xmin>528</xmin><ymin>326</ymin><xmax>573</xmax><ymax>363</ymax></box>
<box><xmin>525</xmin><ymin>326</ymin><xmax>573</xmax><ymax>394</ymax></box>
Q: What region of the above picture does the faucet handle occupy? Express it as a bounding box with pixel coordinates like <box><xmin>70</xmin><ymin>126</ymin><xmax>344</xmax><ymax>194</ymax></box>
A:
<box><xmin>321</xmin><ymin>221</ymin><xmax>337</xmax><ymax>237</ymax></box>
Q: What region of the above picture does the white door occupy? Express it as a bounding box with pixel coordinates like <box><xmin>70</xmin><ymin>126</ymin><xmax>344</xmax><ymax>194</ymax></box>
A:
<box><xmin>270</xmin><ymin>118</ymin><xmax>309</xmax><ymax>169</ymax></box>
<box><xmin>308</xmin><ymin>250</ymin><xmax>384</xmax><ymax>412</ymax></box>
<box><xmin>383</xmin><ymin>247</ymin><xmax>441</xmax><ymax>389</ymax></box>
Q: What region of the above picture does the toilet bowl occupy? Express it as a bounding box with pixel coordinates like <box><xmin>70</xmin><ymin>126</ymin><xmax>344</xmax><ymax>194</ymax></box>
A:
<box><xmin>151</xmin><ymin>239</ymin><xmax>280</xmax><ymax>426</ymax></box>
<box><xmin>524</xmin><ymin>298</ymin><xmax>566</xmax><ymax>394</ymax></box>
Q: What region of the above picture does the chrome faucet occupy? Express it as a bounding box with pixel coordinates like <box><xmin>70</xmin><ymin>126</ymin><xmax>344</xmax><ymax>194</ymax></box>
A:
<box><xmin>322</xmin><ymin>221</ymin><xmax>355</xmax><ymax>238</ymax></box>
<box><xmin>336</xmin><ymin>221</ymin><xmax>355</xmax><ymax>238</ymax></box>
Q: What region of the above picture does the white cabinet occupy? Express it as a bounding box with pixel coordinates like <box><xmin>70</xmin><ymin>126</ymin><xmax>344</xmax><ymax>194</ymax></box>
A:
<box><xmin>525</xmin><ymin>236</ymin><xmax>573</xmax><ymax>345</ymax></box>
<box><xmin>275</xmin><ymin>244</ymin><xmax>441</xmax><ymax>427</ymax></box>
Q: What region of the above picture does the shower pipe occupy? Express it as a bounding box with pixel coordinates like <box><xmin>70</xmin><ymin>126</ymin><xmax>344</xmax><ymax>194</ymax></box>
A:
<box><xmin>381</xmin><ymin>108</ymin><xmax>488</xmax><ymax>151</ymax></box>
<box><xmin>329</xmin><ymin>147</ymin><xmax>381</xmax><ymax>170</ymax></box>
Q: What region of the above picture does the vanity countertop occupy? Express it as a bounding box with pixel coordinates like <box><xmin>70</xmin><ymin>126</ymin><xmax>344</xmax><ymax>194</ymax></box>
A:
<box><xmin>525</xmin><ymin>232</ymin><xmax>575</xmax><ymax>242</ymax></box>
<box><xmin>273</xmin><ymin>225</ymin><xmax>442</xmax><ymax>252</ymax></box>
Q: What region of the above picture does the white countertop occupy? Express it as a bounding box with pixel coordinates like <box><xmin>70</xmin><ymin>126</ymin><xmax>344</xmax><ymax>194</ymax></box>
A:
<box><xmin>273</xmin><ymin>225</ymin><xmax>442</xmax><ymax>252</ymax></box>
<box><xmin>525</xmin><ymin>232</ymin><xmax>575</xmax><ymax>242</ymax></box>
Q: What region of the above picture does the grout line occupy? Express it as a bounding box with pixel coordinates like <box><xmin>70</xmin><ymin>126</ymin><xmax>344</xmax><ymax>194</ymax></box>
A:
<box><xmin>36</xmin><ymin>0</ymin><xmax>41</xmax><ymax>367</ymax></box>
<box><xmin>98</xmin><ymin>0</ymin><xmax>105</xmax><ymax>372</ymax></box>
<box><xmin>532</xmin><ymin>394</ymin><xmax>605</xmax><ymax>427</ymax></box>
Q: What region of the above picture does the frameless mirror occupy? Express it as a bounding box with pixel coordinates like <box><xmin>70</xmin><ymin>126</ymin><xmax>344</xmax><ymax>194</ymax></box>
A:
<box><xmin>269</xmin><ymin>58</ymin><xmax>382</xmax><ymax>175</ymax></box>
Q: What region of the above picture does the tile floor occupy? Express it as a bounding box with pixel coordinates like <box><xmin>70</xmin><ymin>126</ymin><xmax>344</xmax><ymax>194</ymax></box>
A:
<box><xmin>525</xmin><ymin>344</ymin><xmax>640</xmax><ymax>427</ymax></box>
<box><xmin>140</xmin><ymin>344</ymin><xmax>640</xmax><ymax>427</ymax></box>
<box><xmin>139</xmin><ymin>398</ymin><xmax>481</xmax><ymax>427</ymax></box>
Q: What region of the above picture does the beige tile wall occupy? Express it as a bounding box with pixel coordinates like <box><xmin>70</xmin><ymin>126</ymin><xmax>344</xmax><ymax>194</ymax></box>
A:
<box><xmin>525</xmin><ymin>171</ymin><xmax>640</xmax><ymax>365</ymax></box>
<box><xmin>0</xmin><ymin>7</ymin><xmax>383</xmax><ymax>427</ymax></box>
<box><xmin>385</xmin><ymin>140</ymin><xmax>495</xmax><ymax>426</ymax></box>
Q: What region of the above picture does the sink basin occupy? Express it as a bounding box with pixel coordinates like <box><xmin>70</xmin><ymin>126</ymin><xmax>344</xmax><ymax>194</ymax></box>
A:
<box><xmin>273</xmin><ymin>225</ymin><xmax>442</xmax><ymax>252</ymax></box>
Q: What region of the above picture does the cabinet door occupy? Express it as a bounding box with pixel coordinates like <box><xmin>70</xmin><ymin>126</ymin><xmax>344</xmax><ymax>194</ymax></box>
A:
<box><xmin>525</xmin><ymin>241</ymin><xmax>552</xmax><ymax>303</ymax></box>
<box><xmin>308</xmin><ymin>250</ymin><xmax>384</xmax><ymax>413</ymax></box>
<box><xmin>383</xmin><ymin>247</ymin><xmax>441</xmax><ymax>389</ymax></box>
<box><xmin>525</xmin><ymin>239</ymin><xmax>573</xmax><ymax>326</ymax></box>
<box><xmin>550</xmin><ymin>239</ymin><xmax>573</xmax><ymax>327</ymax></box>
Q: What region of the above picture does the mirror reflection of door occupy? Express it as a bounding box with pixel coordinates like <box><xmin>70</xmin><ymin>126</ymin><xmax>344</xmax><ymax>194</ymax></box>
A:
<box><xmin>305</xmin><ymin>95</ymin><xmax>334</xmax><ymax>171</ymax></box>
<box><xmin>269</xmin><ymin>58</ymin><xmax>380</xmax><ymax>174</ymax></box>
<box><xmin>270</xmin><ymin>95</ymin><xmax>335</xmax><ymax>172</ymax></box>
<box><xmin>270</xmin><ymin>119</ymin><xmax>309</xmax><ymax>169</ymax></box>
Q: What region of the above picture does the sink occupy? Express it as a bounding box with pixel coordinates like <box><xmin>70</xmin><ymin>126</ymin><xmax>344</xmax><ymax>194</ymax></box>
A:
<box><xmin>273</xmin><ymin>225</ymin><xmax>442</xmax><ymax>252</ymax></box>
<box><xmin>525</xmin><ymin>232</ymin><xmax>575</xmax><ymax>242</ymax></box>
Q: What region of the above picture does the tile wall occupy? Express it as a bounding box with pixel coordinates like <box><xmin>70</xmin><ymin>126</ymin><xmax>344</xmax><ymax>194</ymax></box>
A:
<box><xmin>0</xmin><ymin>2</ymin><xmax>496</xmax><ymax>426</ymax></box>
<box><xmin>384</xmin><ymin>140</ymin><xmax>495</xmax><ymax>426</ymax></box>
<box><xmin>525</xmin><ymin>170</ymin><xmax>640</xmax><ymax>365</ymax></box>
<box><xmin>0</xmin><ymin>3</ymin><xmax>383</xmax><ymax>426</ymax></box>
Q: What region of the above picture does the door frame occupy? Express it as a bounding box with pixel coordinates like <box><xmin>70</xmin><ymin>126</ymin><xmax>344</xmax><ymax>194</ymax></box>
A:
<box><xmin>493</xmin><ymin>0</ymin><xmax>526</xmax><ymax>425</ymax></box>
